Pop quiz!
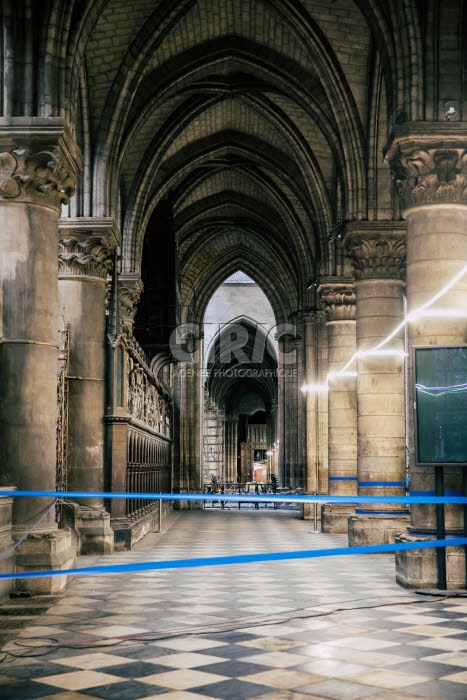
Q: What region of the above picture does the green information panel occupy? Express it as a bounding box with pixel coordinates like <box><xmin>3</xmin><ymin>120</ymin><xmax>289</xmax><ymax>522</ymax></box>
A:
<box><xmin>415</xmin><ymin>347</ymin><xmax>467</xmax><ymax>465</ymax></box>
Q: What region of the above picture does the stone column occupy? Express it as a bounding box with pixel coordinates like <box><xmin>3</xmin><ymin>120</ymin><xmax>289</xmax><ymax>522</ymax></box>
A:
<box><xmin>173</xmin><ymin>335</ymin><xmax>201</xmax><ymax>505</ymax></box>
<box><xmin>0</xmin><ymin>118</ymin><xmax>79</xmax><ymax>592</ymax></box>
<box><xmin>230</xmin><ymin>420</ymin><xmax>235</xmax><ymax>482</ymax></box>
<box><xmin>295</xmin><ymin>330</ymin><xmax>306</xmax><ymax>489</ymax></box>
<box><xmin>0</xmin><ymin>487</ymin><xmax>15</xmax><ymax>601</ymax></box>
<box><xmin>229</xmin><ymin>420</ymin><xmax>235</xmax><ymax>482</ymax></box>
<box><xmin>387</xmin><ymin>129</ymin><xmax>467</xmax><ymax>588</ymax></box>
<box><xmin>318</xmin><ymin>280</ymin><xmax>358</xmax><ymax>533</ymax></box>
<box><xmin>58</xmin><ymin>218</ymin><xmax>118</xmax><ymax>554</ymax></box>
<box><xmin>302</xmin><ymin>311</ymin><xmax>321</xmax><ymax>519</ymax></box>
<box><xmin>223</xmin><ymin>418</ymin><xmax>230</xmax><ymax>482</ymax></box>
<box><xmin>278</xmin><ymin>332</ymin><xmax>303</xmax><ymax>489</ymax></box>
<box><xmin>231</xmin><ymin>417</ymin><xmax>239</xmax><ymax>482</ymax></box>
<box><xmin>277</xmin><ymin>338</ymin><xmax>286</xmax><ymax>486</ymax></box>
<box><xmin>317</xmin><ymin>315</ymin><xmax>329</xmax><ymax>494</ymax></box>
<box><xmin>226</xmin><ymin>418</ymin><xmax>238</xmax><ymax>482</ymax></box>
<box><xmin>344</xmin><ymin>222</ymin><xmax>410</xmax><ymax>545</ymax></box>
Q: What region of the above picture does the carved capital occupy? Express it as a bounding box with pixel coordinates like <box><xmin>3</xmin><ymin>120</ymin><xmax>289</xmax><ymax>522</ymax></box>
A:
<box><xmin>384</xmin><ymin>126</ymin><xmax>467</xmax><ymax>212</ymax></box>
<box><xmin>318</xmin><ymin>280</ymin><xmax>356</xmax><ymax>322</ymax></box>
<box><xmin>0</xmin><ymin>118</ymin><xmax>81</xmax><ymax>213</ymax></box>
<box><xmin>304</xmin><ymin>309</ymin><xmax>326</xmax><ymax>325</ymax></box>
<box><xmin>58</xmin><ymin>236</ymin><xmax>116</xmax><ymax>279</ymax></box>
<box><xmin>119</xmin><ymin>274</ymin><xmax>144</xmax><ymax>333</ymax></box>
<box><xmin>390</xmin><ymin>146</ymin><xmax>467</xmax><ymax>210</ymax></box>
<box><xmin>58</xmin><ymin>218</ymin><xmax>120</xmax><ymax>280</ymax></box>
<box><xmin>343</xmin><ymin>224</ymin><xmax>406</xmax><ymax>281</ymax></box>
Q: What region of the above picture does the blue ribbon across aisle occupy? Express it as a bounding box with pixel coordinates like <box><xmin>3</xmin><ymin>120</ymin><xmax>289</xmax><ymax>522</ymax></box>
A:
<box><xmin>1</xmin><ymin>490</ymin><xmax>466</xmax><ymax>581</ymax></box>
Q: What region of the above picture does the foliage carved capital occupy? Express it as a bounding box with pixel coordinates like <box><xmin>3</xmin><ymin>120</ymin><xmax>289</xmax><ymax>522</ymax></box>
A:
<box><xmin>389</xmin><ymin>145</ymin><xmax>467</xmax><ymax>210</ymax></box>
<box><xmin>302</xmin><ymin>309</ymin><xmax>326</xmax><ymax>325</ymax></box>
<box><xmin>58</xmin><ymin>236</ymin><xmax>116</xmax><ymax>279</ymax></box>
<box><xmin>344</xmin><ymin>229</ymin><xmax>406</xmax><ymax>281</ymax></box>
<box><xmin>0</xmin><ymin>119</ymin><xmax>81</xmax><ymax>212</ymax></box>
<box><xmin>318</xmin><ymin>281</ymin><xmax>356</xmax><ymax>322</ymax></box>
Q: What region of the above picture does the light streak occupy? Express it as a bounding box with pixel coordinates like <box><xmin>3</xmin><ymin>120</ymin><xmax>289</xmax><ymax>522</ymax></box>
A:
<box><xmin>414</xmin><ymin>309</ymin><xmax>467</xmax><ymax>319</ymax></box>
<box><xmin>301</xmin><ymin>263</ymin><xmax>467</xmax><ymax>393</ymax></box>
<box><xmin>328</xmin><ymin>370</ymin><xmax>358</xmax><ymax>380</ymax></box>
<box><xmin>356</xmin><ymin>349</ymin><xmax>407</xmax><ymax>359</ymax></box>
<box><xmin>415</xmin><ymin>381</ymin><xmax>467</xmax><ymax>398</ymax></box>
<box><xmin>301</xmin><ymin>383</ymin><xmax>329</xmax><ymax>392</ymax></box>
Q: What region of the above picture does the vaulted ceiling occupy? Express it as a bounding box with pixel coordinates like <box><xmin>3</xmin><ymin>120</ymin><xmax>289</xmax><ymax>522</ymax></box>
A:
<box><xmin>19</xmin><ymin>0</ymin><xmax>427</xmax><ymax>321</ymax></box>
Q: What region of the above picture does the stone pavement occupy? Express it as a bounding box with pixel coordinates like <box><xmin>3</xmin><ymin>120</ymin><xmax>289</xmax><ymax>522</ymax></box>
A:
<box><xmin>1</xmin><ymin>509</ymin><xmax>467</xmax><ymax>699</ymax></box>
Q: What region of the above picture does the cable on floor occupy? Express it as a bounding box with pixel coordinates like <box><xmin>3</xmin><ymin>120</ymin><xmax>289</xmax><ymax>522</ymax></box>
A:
<box><xmin>1</xmin><ymin>589</ymin><xmax>464</xmax><ymax>663</ymax></box>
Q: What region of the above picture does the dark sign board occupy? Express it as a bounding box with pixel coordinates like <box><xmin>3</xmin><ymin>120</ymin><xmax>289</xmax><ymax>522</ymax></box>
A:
<box><xmin>414</xmin><ymin>346</ymin><xmax>467</xmax><ymax>465</ymax></box>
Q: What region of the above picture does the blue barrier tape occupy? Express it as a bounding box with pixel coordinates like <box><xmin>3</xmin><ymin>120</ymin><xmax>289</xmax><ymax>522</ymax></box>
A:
<box><xmin>1</xmin><ymin>537</ymin><xmax>466</xmax><ymax>582</ymax></box>
<box><xmin>1</xmin><ymin>491</ymin><xmax>467</xmax><ymax>504</ymax></box>
<box><xmin>355</xmin><ymin>509</ymin><xmax>410</xmax><ymax>515</ymax></box>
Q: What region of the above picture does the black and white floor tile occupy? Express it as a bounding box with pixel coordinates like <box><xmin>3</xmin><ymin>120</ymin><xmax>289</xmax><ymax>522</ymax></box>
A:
<box><xmin>1</xmin><ymin>510</ymin><xmax>467</xmax><ymax>699</ymax></box>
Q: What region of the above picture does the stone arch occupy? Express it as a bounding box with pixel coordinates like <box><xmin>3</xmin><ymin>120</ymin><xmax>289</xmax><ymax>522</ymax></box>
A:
<box><xmin>204</xmin><ymin>313</ymin><xmax>278</xmax><ymax>368</ymax></box>
<box><xmin>181</xmin><ymin>242</ymin><xmax>297</xmax><ymax>327</ymax></box>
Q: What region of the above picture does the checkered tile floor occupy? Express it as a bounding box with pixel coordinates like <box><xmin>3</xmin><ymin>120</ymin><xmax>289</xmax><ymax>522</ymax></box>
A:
<box><xmin>1</xmin><ymin>509</ymin><xmax>467</xmax><ymax>699</ymax></box>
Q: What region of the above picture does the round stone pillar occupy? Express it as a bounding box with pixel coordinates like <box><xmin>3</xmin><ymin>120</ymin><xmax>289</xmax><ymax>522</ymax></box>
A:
<box><xmin>231</xmin><ymin>419</ymin><xmax>239</xmax><ymax>482</ymax></box>
<box><xmin>227</xmin><ymin>418</ymin><xmax>239</xmax><ymax>482</ymax></box>
<box><xmin>301</xmin><ymin>310</ymin><xmax>326</xmax><ymax>521</ymax></box>
<box><xmin>225</xmin><ymin>418</ymin><xmax>232</xmax><ymax>482</ymax></box>
<box><xmin>388</xmin><ymin>134</ymin><xmax>467</xmax><ymax>588</ymax></box>
<box><xmin>58</xmin><ymin>218</ymin><xmax>118</xmax><ymax>554</ymax></box>
<box><xmin>295</xmin><ymin>330</ymin><xmax>306</xmax><ymax>489</ymax></box>
<box><xmin>223</xmin><ymin>419</ymin><xmax>230</xmax><ymax>482</ymax></box>
<box><xmin>304</xmin><ymin>312</ymin><xmax>319</xmax><ymax>494</ymax></box>
<box><xmin>173</xmin><ymin>334</ymin><xmax>202</xmax><ymax>506</ymax></box>
<box><xmin>344</xmin><ymin>223</ymin><xmax>410</xmax><ymax>545</ymax></box>
<box><xmin>275</xmin><ymin>328</ymin><xmax>304</xmax><ymax>489</ymax></box>
<box><xmin>0</xmin><ymin>119</ymin><xmax>80</xmax><ymax>592</ymax></box>
<box><xmin>276</xmin><ymin>338</ymin><xmax>286</xmax><ymax>486</ymax></box>
<box><xmin>318</xmin><ymin>281</ymin><xmax>357</xmax><ymax>533</ymax></box>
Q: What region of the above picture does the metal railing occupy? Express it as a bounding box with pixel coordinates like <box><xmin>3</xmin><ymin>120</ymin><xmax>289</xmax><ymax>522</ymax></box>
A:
<box><xmin>203</xmin><ymin>481</ymin><xmax>301</xmax><ymax>509</ymax></box>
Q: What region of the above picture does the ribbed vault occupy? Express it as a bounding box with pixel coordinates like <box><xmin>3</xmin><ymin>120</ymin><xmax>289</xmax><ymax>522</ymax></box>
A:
<box><xmin>181</xmin><ymin>238</ymin><xmax>296</xmax><ymax>326</ymax></box>
<box><xmin>76</xmin><ymin>0</ymin><xmax>377</xmax><ymax>317</ymax></box>
<box><xmin>15</xmin><ymin>0</ymin><xmax>426</xmax><ymax>328</ymax></box>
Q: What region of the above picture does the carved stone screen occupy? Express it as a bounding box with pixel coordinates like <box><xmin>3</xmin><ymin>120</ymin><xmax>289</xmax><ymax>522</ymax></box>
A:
<box><xmin>415</xmin><ymin>347</ymin><xmax>467</xmax><ymax>465</ymax></box>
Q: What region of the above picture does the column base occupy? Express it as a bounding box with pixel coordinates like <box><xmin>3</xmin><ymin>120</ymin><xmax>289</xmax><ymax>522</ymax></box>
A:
<box><xmin>62</xmin><ymin>503</ymin><xmax>114</xmax><ymax>555</ymax></box>
<box><xmin>321</xmin><ymin>504</ymin><xmax>356</xmax><ymax>534</ymax></box>
<box><xmin>15</xmin><ymin>529</ymin><xmax>75</xmax><ymax>595</ymax></box>
<box><xmin>348</xmin><ymin>514</ymin><xmax>410</xmax><ymax>546</ymax></box>
<box><xmin>395</xmin><ymin>533</ymin><xmax>466</xmax><ymax>589</ymax></box>
<box><xmin>78</xmin><ymin>506</ymin><xmax>114</xmax><ymax>555</ymax></box>
<box><xmin>174</xmin><ymin>501</ymin><xmax>203</xmax><ymax>510</ymax></box>
<box><xmin>111</xmin><ymin>501</ymin><xmax>171</xmax><ymax>550</ymax></box>
<box><xmin>173</xmin><ymin>491</ymin><xmax>203</xmax><ymax>510</ymax></box>
<box><xmin>0</xmin><ymin>490</ymin><xmax>15</xmax><ymax>602</ymax></box>
<box><xmin>301</xmin><ymin>502</ymin><xmax>321</xmax><ymax>526</ymax></box>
